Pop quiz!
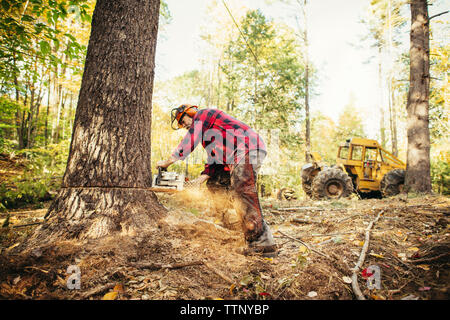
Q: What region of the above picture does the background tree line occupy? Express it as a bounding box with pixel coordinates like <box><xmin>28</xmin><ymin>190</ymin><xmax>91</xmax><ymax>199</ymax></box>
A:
<box><xmin>0</xmin><ymin>0</ymin><xmax>448</xmax><ymax>210</ymax></box>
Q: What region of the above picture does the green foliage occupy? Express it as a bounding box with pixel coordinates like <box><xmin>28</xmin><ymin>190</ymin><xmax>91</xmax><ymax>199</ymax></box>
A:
<box><xmin>309</xmin><ymin>111</ymin><xmax>337</xmax><ymax>164</ymax></box>
<box><xmin>0</xmin><ymin>0</ymin><xmax>174</xmax><ymax>209</ymax></box>
<box><xmin>365</xmin><ymin>0</ymin><xmax>407</xmax><ymax>49</ymax></box>
<box><xmin>0</xmin><ymin>0</ymin><xmax>90</xmax><ymax>82</ymax></box>
<box><xmin>429</xmin><ymin>42</ymin><xmax>449</xmax><ymax>142</ymax></box>
<box><xmin>159</xmin><ymin>0</ymin><xmax>172</xmax><ymax>27</ymax></box>
<box><xmin>221</xmin><ymin>9</ymin><xmax>306</xmax><ymax>137</ymax></box>
<box><xmin>0</xmin><ymin>177</ymin><xmax>52</xmax><ymax>210</ymax></box>
<box><xmin>0</xmin><ymin>96</ymin><xmax>20</xmax><ymax>148</ymax></box>
<box><xmin>189</xmin><ymin>207</ymin><xmax>200</xmax><ymax>216</ymax></box>
<box><xmin>215</xmin><ymin>10</ymin><xmax>308</xmax><ymax>194</ymax></box>
<box><xmin>307</xmin><ymin>98</ymin><xmax>367</xmax><ymax>166</ymax></box>
<box><xmin>333</xmin><ymin>95</ymin><xmax>366</xmax><ymax>144</ymax></box>
<box><xmin>17</xmin><ymin>140</ymin><xmax>70</xmax><ymax>174</ymax></box>
<box><xmin>155</xmin><ymin>70</ymin><xmax>204</xmax><ymax>106</ymax></box>
<box><xmin>0</xmin><ymin>140</ymin><xmax>69</xmax><ymax>209</ymax></box>
<box><xmin>0</xmin><ymin>0</ymin><xmax>92</xmax><ymax>154</ymax></box>
<box><xmin>431</xmin><ymin>157</ymin><xmax>450</xmax><ymax>195</ymax></box>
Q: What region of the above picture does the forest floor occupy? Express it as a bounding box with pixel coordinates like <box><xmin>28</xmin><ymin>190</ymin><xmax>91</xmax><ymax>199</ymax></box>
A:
<box><xmin>0</xmin><ymin>190</ymin><xmax>449</xmax><ymax>300</ymax></box>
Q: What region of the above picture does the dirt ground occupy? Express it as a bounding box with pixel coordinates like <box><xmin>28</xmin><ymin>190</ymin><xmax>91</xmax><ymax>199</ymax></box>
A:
<box><xmin>0</xmin><ymin>190</ymin><xmax>448</xmax><ymax>300</ymax></box>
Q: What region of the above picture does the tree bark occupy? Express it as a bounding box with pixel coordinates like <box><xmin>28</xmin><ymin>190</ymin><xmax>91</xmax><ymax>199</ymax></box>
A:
<box><xmin>388</xmin><ymin>78</ymin><xmax>398</xmax><ymax>156</ymax></box>
<box><xmin>387</xmin><ymin>0</ymin><xmax>398</xmax><ymax>157</ymax></box>
<box><xmin>389</xmin><ymin>79</ymin><xmax>398</xmax><ymax>157</ymax></box>
<box><xmin>295</xmin><ymin>0</ymin><xmax>311</xmax><ymax>161</ymax></box>
<box><xmin>304</xmin><ymin>63</ymin><xmax>311</xmax><ymax>162</ymax></box>
<box><xmin>378</xmin><ymin>46</ymin><xmax>386</xmax><ymax>148</ymax></box>
<box><xmin>32</xmin><ymin>0</ymin><xmax>165</xmax><ymax>244</ymax></box>
<box><xmin>44</xmin><ymin>74</ymin><xmax>51</xmax><ymax>147</ymax></box>
<box><xmin>303</xmin><ymin>0</ymin><xmax>311</xmax><ymax>162</ymax></box>
<box><xmin>405</xmin><ymin>0</ymin><xmax>432</xmax><ymax>194</ymax></box>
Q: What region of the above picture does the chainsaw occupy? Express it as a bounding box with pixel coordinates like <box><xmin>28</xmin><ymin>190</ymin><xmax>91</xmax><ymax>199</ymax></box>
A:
<box><xmin>151</xmin><ymin>167</ymin><xmax>185</xmax><ymax>192</ymax></box>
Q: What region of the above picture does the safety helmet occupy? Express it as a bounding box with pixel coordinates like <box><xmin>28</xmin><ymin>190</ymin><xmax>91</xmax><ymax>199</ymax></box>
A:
<box><xmin>170</xmin><ymin>104</ymin><xmax>198</xmax><ymax>130</ymax></box>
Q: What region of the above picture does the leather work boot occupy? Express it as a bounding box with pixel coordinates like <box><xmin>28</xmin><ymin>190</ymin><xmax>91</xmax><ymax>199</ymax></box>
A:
<box><xmin>242</xmin><ymin>222</ymin><xmax>278</xmax><ymax>258</ymax></box>
<box><xmin>242</xmin><ymin>244</ymin><xmax>278</xmax><ymax>258</ymax></box>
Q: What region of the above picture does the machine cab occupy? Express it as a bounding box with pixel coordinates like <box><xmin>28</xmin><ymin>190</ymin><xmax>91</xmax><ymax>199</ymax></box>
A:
<box><xmin>336</xmin><ymin>138</ymin><xmax>405</xmax><ymax>192</ymax></box>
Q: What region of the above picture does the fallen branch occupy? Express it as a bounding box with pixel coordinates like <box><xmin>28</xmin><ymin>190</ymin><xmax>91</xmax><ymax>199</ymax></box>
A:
<box><xmin>277</xmin><ymin>230</ymin><xmax>332</xmax><ymax>260</ymax></box>
<box><xmin>409</xmin><ymin>252</ymin><xmax>449</xmax><ymax>264</ymax></box>
<box><xmin>387</xmin><ymin>281</ymin><xmax>411</xmax><ymax>296</ymax></box>
<box><xmin>336</xmin><ymin>214</ymin><xmax>360</xmax><ymax>223</ymax></box>
<box><xmin>277</xmin><ymin>207</ymin><xmax>324</xmax><ymax>211</ymax></box>
<box><xmin>131</xmin><ymin>260</ymin><xmax>204</xmax><ymax>270</ymax></box>
<box><xmin>290</xmin><ymin>218</ymin><xmax>321</xmax><ymax>224</ymax></box>
<box><xmin>11</xmin><ymin>222</ymin><xmax>43</xmax><ymax>228</ymax></box>
<box><xmin>24</xmin><ymin>266</ymin><xmax>49</xmax><ymax>273</ymax></box>
<box><xmin>5</xmin><ymin>209</ymin><xmax>47</xmax><ymax>216</ymax></box>
<box><xmin>309</xmin><ymin>231</ymin><xmax>357</xmax><ymax>237</ymax></box>
<box><xmin>351</xmin><ymin>210</ymin><xmax>384</xmax><ymax>300</ymax></box>
<box><xmin>79</xmin><ymin>283</ymin><xmax>115</xmax><ymax>299</ymax></box>
<box><xmin>317</xmin><ymin>238</ymin><xmax>335</xmax><ymax>246</ymax></box>
<box><xmin>203</xmin><ymin>262</ymin><xmax>234</xmax><ymax>284</ymax></box>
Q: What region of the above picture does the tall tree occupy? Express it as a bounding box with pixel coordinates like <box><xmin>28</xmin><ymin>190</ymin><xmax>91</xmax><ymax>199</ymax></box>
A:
<box><xmin>0</xmin><ymin>0</ymin><xmax>90</xmax><ymax>149</ymax></box>
<box><xmin>264</xmin><ymin>0</ymin><xmax>315</xmax><ymax>161</ymax></box>
<box><xmin>296</xmin><ymin>0</ymin><xmax>311</xmax><ymax>162</ymax></box>
<box><xmin>30</xmin><ymin>0</ymin><xmax>165</xmax><ymax>244</ymax></box>
<box><xmin>386</xmin><ymin>0</ymin><xmax>399</xmax><ymax>157</ymax></box>
<box><xmin>222</xmin><ymin>10</ymin><xmax>305</xmax><ymax>132</ymax></box>
<box><xmin>364</xmin><ymin>0</ymin><xmax>406</xmax><ymax>153</ymax></box>
<box><xmin>405</xmin><ymin>0</ymin><xmax>432</xmax><ymax>193</ymax></box>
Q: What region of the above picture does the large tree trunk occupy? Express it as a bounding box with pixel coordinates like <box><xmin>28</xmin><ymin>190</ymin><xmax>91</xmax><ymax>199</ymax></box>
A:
<box><xmin>31</xmin><ymin>0</ymin><xmax>165</xmax><ymax>244</ymax></box>
<box><xmin>405</xmin><ymin>0</ymin><xmax>432</xmax><ymax>194</ymax></box>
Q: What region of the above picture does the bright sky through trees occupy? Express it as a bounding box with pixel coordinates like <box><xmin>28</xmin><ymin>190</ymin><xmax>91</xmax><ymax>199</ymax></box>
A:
<box><xmin>155</xmin><ymin>0</ymin><xmax>378</xmax><ymax>135</ymax></box>
<box><xmin>155</xmin><ymin>0</ymin><xmax>448</xmax><ymax>137</ymax></box>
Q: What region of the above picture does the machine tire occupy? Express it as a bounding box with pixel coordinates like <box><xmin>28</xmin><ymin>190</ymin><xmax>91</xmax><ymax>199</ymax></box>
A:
<box><xmin>312</xmin><ymin>168</ymin><xmax>353</xmax><ymax>200</ymax></box>
<box><xmin>380</xmin><ymin>169</ymin><xmax>405</xmax><ymax>197</ymax></box>
<box><xmin>301</xmin><ymin>165</ymin><xmax>327</xmax><ymax>199</ymax></box>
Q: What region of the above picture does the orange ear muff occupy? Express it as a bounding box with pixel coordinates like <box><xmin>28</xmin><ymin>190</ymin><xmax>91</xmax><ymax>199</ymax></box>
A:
<box><xmin>185</xmin><ymin>105</ymin><xmax>198</xmax><ymax>118</ymax></box>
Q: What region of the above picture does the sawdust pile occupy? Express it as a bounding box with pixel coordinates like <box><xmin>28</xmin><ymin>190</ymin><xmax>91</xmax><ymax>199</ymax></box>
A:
<box><xmin>0</xmin><ymin>193</ymin><xmax>448</xmax><ymax>300</ymax></box>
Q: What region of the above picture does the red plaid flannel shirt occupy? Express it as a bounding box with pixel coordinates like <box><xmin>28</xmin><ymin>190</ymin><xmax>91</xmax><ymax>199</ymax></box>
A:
<box><xmin>171</xmin><ymin>108</ymin><xmax>266</xmax><ymax>176</ymax></box>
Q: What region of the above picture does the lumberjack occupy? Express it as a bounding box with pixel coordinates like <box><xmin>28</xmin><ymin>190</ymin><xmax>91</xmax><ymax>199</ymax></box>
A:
<box><xmin>157</xmin><ymin>104</ymin><xmax>277</xmax><ymax>257</ymax></box>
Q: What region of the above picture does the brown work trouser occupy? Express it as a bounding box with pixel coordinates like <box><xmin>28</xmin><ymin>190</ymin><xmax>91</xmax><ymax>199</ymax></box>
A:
<box><xmin>230</xmin><ymin>150</ymin><xmax>271</xmax><ymax>243</ymax></box>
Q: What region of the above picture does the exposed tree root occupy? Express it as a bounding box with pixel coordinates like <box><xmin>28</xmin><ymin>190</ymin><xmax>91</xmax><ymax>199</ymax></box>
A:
<box><xmin>20</xmin><ymin>188</ymin><xmax>167</xmax><ymax>251</ymax></box>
